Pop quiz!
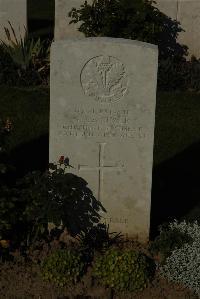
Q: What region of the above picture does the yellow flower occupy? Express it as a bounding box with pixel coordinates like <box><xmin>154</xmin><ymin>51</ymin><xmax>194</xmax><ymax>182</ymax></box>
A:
<box><xmin>0</xmin><ymin>240</ymin><xmax>10</xmax><ymax>248</ymax></box>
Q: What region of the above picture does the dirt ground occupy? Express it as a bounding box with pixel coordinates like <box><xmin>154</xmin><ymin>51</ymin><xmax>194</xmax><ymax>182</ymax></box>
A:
<box><xmin>0</xmin><ymin>238</ymin><xmax>198</xmax><ymax>299</ymax></box>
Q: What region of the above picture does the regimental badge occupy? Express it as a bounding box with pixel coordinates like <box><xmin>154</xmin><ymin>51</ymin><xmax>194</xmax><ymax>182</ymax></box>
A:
<box><xmin>80</xmin><ymin>55</ymin><xmax>129</xmax><ymax>103</ymax></box>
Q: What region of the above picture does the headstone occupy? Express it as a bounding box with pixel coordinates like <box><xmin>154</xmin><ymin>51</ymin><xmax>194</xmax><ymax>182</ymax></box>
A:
<box><xmin>49</xmin><ymin>37</ymin><xmax>158</xmax><ymax>242</ymax></box>
<box><xmin>55</xmin><ymin>0</ymin><xmax>92</xmax><ymax>40</ymax></box>
<box><xmin>0</xmin><ymin>0</ymin><xmax>27</xmax><ymax>43</ymax></box>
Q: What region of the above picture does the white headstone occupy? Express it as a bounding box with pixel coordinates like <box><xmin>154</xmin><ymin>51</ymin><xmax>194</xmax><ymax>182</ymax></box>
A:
<box><xmin>49</xmin><ymin>37</ymin><xmax>158</xmax><ymax>242</ymax></box>
<box><xmin>0</xmin><ymin>0</ymin><xmax>27</xmax><ymax>43</ymax></box>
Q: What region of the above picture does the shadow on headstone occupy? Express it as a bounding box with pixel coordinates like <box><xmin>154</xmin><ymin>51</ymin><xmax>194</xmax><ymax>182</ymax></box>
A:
<box><xmin>51</xmin><ymin>173</ymin><xmax>106</xmax><ymax>236</ymax></box>
<box><xmin>150</xmin><ymin>140</ymin><xmax>200</xmax><ymax>239</ymax></box>
<box><xmin>8</xmin><ymin>133</ymin><xmax>200</xmax><ymax>241</ymax></box>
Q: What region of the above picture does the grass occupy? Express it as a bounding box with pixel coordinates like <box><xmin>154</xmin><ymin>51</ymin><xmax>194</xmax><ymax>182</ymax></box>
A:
<box><xmin>154</xmin><ymin>90</ymin><xmax>200</xmax><ymax>165</ymax></box>
<box><xmin>1</xmin><ymin>86</ymin><xmax>200</xmax><ymax>166</ymax></box>
<box><xmin>0</xmin><ymin>85</ymin><xmax>49</xmax><ymax>177</ymax></box>
<box><xmin>0</xmin><ymin>85</ymin><xmax>49</xmax><ymax>152</ymax></box>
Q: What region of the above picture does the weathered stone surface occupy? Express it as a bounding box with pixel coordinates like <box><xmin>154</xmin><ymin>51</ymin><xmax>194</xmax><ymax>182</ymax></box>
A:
<box><xmin>0</xmin><ymin>0</ymin><xmax>27</xmax><ymax>42</ymax></box>
<box><xmin>49</xmin><ymin>37</ymin><xmax>158</xmax><ymax>242</ymax></box>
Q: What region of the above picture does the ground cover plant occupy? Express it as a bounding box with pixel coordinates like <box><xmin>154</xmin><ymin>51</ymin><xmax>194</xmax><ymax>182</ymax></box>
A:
<box><xmin>158</xmin><ymin>220</ymin><xmax>200</xmax><ymax>298</ymax></box>
<box><xmin>41</xmin><ymin>248</ymin><xmax>87</xmax><ymax>286</ymax></box>
<box><xmin>93</xmin><ymin>248</ymin><xmax>155</xmax><ymax>292</ymax></box>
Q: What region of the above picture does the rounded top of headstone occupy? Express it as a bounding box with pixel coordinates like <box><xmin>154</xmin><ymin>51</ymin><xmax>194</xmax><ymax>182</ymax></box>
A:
<box><xmin>51</xmin><ymin>37</ymin><xmax>158</xmax><ymax>51</ymax></box>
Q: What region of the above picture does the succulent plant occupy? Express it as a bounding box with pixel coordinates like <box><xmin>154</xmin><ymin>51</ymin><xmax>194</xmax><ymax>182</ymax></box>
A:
<box><xmin>158</xmin><ymin>220</ymin><xmax>200</xmax><ymax>297</ymax></box>
<box><xmin>93</xmin><ymin>248</ymin><xmax>155</xmax><ymax>292</ymax></box>
<box><xmin>149</xmin><ymin>223</ymin><xmax>193</xmax><ymax>264</ymax></box>
<box><xmin>41</xmin><ymin>249</ymin><xmax>86</xmax><ymax>286</ymax></box>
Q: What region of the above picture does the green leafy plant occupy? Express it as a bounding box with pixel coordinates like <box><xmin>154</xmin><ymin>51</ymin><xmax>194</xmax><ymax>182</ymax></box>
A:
<box><xmin>0</xmin><ymin>21</ymin><xmax>50</xmax><ymax>86</ymax></box>
<box><xmin>77</xmin><ymin>223</ymin><xmax>122</xmax><ymax>253</ymax></box>
<box><xmin>41</xmin><ymin>249</ymin><xmax>86</xmax><ymax>286</ymax></box>
<box><xmin>93</xmin><ymin>248</ymin><xmax>155</xmax><ymax>292</ymax></box>
<box><xmin>0</xmin><ymin>156</ymin><xmax>106</xmax><ymax>250</ymax></box>
<box><xmin>0</xmin><ymin>21</ymin><xmax>48</xmax><ymax>69</ymax></box>
<box><xmin>68</xmin><ymin>0</ymin><xmax>200</xmax><ymax>92</ymax></box>
<box><xmin>149</xmin><ymin>222</ymin><xmax>193</xmax><ymax>263</ymax></box>
<box><xmin>68</xmin><ymin>0</ymin><xmax>188</xmax><ymax>60</ymax></box>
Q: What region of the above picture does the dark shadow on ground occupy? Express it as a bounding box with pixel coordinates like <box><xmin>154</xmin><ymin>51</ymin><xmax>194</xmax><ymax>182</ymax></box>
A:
<box><xmin>150</xmin><ymin>140</ymin><xmax>200</xmax><ymax>240</ymax></box>
<box><xmin>8</xmin><ymin>134</ymin><xmax>49</xmax><ymax>180</ymax></box>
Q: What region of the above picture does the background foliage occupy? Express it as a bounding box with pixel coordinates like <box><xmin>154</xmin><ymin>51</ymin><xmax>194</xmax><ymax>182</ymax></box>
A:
<box><xmin>68</xmin><ymin>0</ymin><xmax>200</xmax><ymax>91</ymax></box>
<box><xmin>68</xmin><ymin>0</ymin><xmax>188</xmax><ymax>60</ymax></box>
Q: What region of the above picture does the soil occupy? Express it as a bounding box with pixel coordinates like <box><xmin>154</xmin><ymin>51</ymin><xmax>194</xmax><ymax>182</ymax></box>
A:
<box><xmin>0</xmin><ymin>236</ymin><xmax>198</xmax><ymax>299</ymax></box>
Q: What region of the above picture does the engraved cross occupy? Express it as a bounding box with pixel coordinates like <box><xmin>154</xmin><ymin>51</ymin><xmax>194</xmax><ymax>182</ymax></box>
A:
<box><xmin>78</xmin><ymin>142</ymin><xmax>124</xmax><ymax>201</ymax></box>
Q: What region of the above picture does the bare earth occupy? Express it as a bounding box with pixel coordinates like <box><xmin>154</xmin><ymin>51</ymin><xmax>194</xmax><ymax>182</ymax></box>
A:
<box><xmin>0</xmin><ymin>238</ymin><xmax>198</xmax><ymax>299</ymax></box>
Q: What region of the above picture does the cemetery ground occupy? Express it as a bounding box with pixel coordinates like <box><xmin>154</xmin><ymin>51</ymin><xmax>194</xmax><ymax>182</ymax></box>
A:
<box><xmin>0</xmin><ymin>85</ymin><xmax>200</xmax><ymax>298</ymax></box>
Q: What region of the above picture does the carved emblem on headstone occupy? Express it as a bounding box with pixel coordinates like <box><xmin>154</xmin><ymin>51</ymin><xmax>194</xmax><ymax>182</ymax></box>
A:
<box><xmin>80</xmin><ymin>55</ymin><xmax>129</xmax><ymax>103</ymax></box>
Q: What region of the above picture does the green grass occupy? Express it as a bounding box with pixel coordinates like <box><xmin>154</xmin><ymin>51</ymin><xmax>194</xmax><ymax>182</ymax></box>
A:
<box><xmin>1</xmin><ymin>86</ymin><xmax>200</xmax><ymax>167</ymax></box>
<box><xmin>154</xmin><ymin>90</ymin><xmax>200</xmax><ymax>165</ymax></box>
<box><xmin>0</xmin><ymin>85</ymin><xmax>49</xmax><ymax>153</ymax></box>
<box><xmin>1</xmin><ymin>85</ymin><xmax>200</xmax><ymax>231</ymax></box>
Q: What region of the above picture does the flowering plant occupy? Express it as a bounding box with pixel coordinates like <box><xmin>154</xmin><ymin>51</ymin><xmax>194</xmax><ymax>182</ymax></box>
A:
<box><xmin>0</xmin><ymin>156</ymin><xmax>106</xmax><ymax>250</ymax></box>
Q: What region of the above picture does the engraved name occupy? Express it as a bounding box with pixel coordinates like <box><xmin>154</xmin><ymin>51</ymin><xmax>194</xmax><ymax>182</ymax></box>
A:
<box><xmin>105</xmin><ymin>217</ymin><xmax>128</xmax><ymax>224</ymax></box>
<box><xmin>61</xmin><ymin>107</ymin><xmax>147</xmax><ymax>139</ymax></box>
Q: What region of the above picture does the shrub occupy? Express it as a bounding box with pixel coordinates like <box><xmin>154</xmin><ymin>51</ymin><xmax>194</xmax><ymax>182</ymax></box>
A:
<box><xmin>68</xmin><ymin>0</ymin><xmax>188</xmax><ymax>60</ymax></box>
<box><xmin>149</xmin><ymin>222</ymin><xmax>193</xmax><ymax>263</ymax></box>
<box><xmin>0</xmin><ymin>22</ymin><xmax>50</xmax><ymax>86</ymax></box>
<box><xmin>77</xmin><ymin>223</ymin><xmax>122</xmax><ymax>253</ymax></box>
<box><xmin>93</xmin><ymin>248</ymin><xmax>155</xmax><ymax>292</ymax></box>
<box><xmin>41</xmin><ymin>249</ymin><xmax>86</xmax><ymax>286</ymax></box>
<box><xmin>0</xmin><ymin>157</ymin><xmax>106</xmax><ymax>249</ymax></box>
<box><xmin>69</xmin><ymin>0</ymin><xmax>200</xmax><ymax>92</ymax></box>
<box><xmin>159</xmin><ymin>220</ymin><xmax>200</xmax><ymax>297</ymax></box>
